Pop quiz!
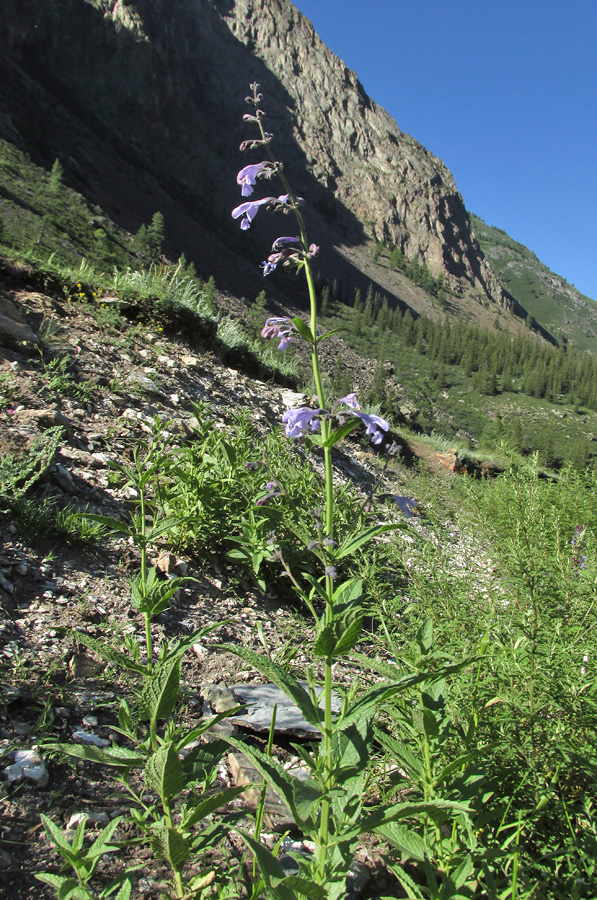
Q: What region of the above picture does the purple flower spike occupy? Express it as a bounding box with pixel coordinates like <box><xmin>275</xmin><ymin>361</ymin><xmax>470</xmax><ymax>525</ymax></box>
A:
<box><xmin>237</xmin><ymin>162</ymin><xmax>270</xmax><ymax>197</ymax></box>
<box><xmin>231</xmin><ymin>196</ymin><xmax>275</xmax><ymax>230</ymax></box>
<box><xmin>282</xmin><ymin>406</ymin><xmax>323</xmax><ymax>438</ymax></box>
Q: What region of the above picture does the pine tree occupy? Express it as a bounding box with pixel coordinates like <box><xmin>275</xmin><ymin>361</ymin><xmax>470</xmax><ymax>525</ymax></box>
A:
<box><xmin>146</xmin><ymin>212</ymin><xmax>165</xmax><ymax>259</ymax></box>
<box><xmin>49</xmin><ymin>159</ymin><xmax>63</xmax><ymax>193</ymax></box>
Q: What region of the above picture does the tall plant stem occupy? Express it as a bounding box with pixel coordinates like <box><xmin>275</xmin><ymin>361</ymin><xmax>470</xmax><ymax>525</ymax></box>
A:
<box><xmin>257</xmin><ymin>94</ymin><xmax>337</xmax><ymax>880</ymax></box>
<box><xmin>138</xmin><ymin>486</ymin><xmax>153</xmax><ymax>675</ymax></box>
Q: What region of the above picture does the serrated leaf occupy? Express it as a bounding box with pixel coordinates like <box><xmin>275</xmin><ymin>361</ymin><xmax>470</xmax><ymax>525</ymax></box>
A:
<box><xmin>139</xmin><ymin>656</ymin><xmax>180</xmax><ymax>722</ymax></box>
<box><xmin>412</xmin><ymin>707</ymin><xmax>439</xmax><ymax>739</ymax></box>
<box><xmin>86</xmin><ymin>816</ymin><xmax>122</xmax><ymax>860</ymax></box>
<box><xmin>44</xmin><ymin>742</ymin><xmax>145</xmax><ymax>769</ymax></box>
<box><xmin>291</xmin><ymin>316</ymin><xmax>314</xmax><ymax>344</ymax></box>
<box><xmin>216</xmin><ymin>644</ymin><xmax>321</xmax><ymax>727</ymax></box>
<box><xmin>450</xmin><ymin>854</ymin><xmax>475</xmax><ymax>889</ymax></box>
<box><xmin>418</xmin><ymin>618</ymin><xmax>433</xmax><ymax>652</ymax></box>
<box><xmin>145</xmin><ymin>743</ymin><xmax>184</xmax><ymax>800</ymax></box>
<box><xmin>151</xmin><ymin>823</ymin><xmax>190</xmax><ymax>870</ymax></box>
<box><xmin>375</xmin><ymin>730</ymin><xmax>424</xmax><ymax>780</ymax></box>
<box><xmin>282</xmin><ymin>876</ymin><xmax>326</xmax><ymax>899</ymax></box>
<box><xmin>375</xmin><ymin>821</ymin><xmax>430</xmax><ymax>861</ymax></box>
<box><xmin>40</xmin><ymin>813</ymin><xmax>73</xmax><ymax>852</ymax></box>
<box><xmin>362</xmin><ymin>799</ymin><xmax>471</xmax><ymax>833</ymax></box>
<box><xmin>72</xmin><ymin>632</ymin><xmax>146</xmax><ymax>675</ymax></box>
<box><xmin>313</xmin><ymin>614</ymin><xmax>363</xmax><ymax>659</ymax></box>
<box><xmin>35</xmin><ymin>874</ymin><xmax>76</xmax><ymax>891</ymax></box>
<box><xmin>333</xmin><ymin>577</ymin><xmax>363</xmax><ymax>607</ymax></box>
<box><xmin>336</xmin><ymin>523</ymin><xmax>402</xmax><ymax>560</ymax></box>
<box><xmin>112</xmin><ymin>880</ymin><xmax>132</xmax><ymax>900</ymax></box>
<box><xmin>182</xmin><ymin>785</ymin><xmax>247</xmax><ymax>829</ymax></box>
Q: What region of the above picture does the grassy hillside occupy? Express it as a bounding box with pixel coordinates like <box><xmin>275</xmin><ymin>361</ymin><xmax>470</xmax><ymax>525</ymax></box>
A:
<box><xmin>3</xmin><ymin>137</ymin><xmax>597</xmax><ymax>471</ymax></box>
<box><xmin>471</xmin><ymin>213</ymin><xmax>597</xmax><ymax>353</ymax></box>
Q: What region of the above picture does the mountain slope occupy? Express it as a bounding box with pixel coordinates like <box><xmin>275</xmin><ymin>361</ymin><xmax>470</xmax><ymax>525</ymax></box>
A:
<box><xmin>1</xmin><ymin>0</ymin><xmax>527</xmax><ymax>328</ymax></box>
<box><xmin>471</xmin><ymin>214</ymin><xmax>597</xmax><ymax>353</ymax></box>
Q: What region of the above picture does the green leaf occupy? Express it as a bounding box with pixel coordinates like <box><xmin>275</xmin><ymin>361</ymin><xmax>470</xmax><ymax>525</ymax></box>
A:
<box><xmin>225</xmin><ymin>736</ymin><xmax>322</xmax><ymax>829</ymax></box>
<box><xmin>304</xmin><ymin>433</ymin><xmax>323</xmax><ymax>450</ymax></box>
<box><xmin>234</xmin><ymin>830</ymin><xmax>325</xmax><ymax>900</ymax></box>
<box><xmin>86</xmin><ymin>817</ymin><xmax>122</xmax><ymax>862</ymax></box>
<box><xmin>182</xmin><ymin>785</ymin><xmax>248</xmax><ymax>829</ymax></box>
<box><xmin>36</xmin><ymin>873</ymin><xmax>91</xmax><ymax>899</ymax></box>
<box><xmin>449</xmin><ymin>854</ymin><xmax>475</xmax><ymax>890</ymax></box>
<box><xmin>418</xmin><ymin>618</ymin><xmax>434</xmax><ymax>653</ymax></box>
<box><xmin>362</xmin><ymin>799</ymin><xmax>471</xmax><ymax>833</ymax></box>
<box><xmin>151</xmin><ymin>822</ymin><xmax>190</xmax><ymax>871</ymax></box>
<box><xmin>216</xmin><ymin>644</ymin><xmax>321</xmax><ymax>727</ymax></box>
<box><xmin>144</xmin><ymin>742</ymin><xmax>184</xmax><ymax>800</ymax></box>
<box><xmin>323</xmin><ymin>419</ymin><xmax>359</xmax><ymax>448</ymax></box>
<box><xmin>282</xmin><ymin>877</ymin><xmax>326</xmax><ymax>900</ymax></box>
<box><xmin>313</xmin><ymin>613</ymin><xmax>363</xmax><ymax>659</ymax></box>
<box><xmin>375</xmin><ymin>821</ymin><xmax>430</xmax><ymax>861</ymax></box>
<box><xmin>139</xmin><ymin>656</ymin><xmax>181</xmax><ymax>722</ymax></box>
<box><xmin>84</xmin><ymin>513</ymin><xmax>132</xmax><ymax>537</ymax></box>
<box><xmin>112</xmin><ymin>880</ymin><xmax>132</xmax><ymax>900</ymax></box>
<box><xmin>71</xmin><ymin>632</ymin><xmax>146</xmax><ymax>675</ymax></box>
<box><xmin>317</xmin><ymin>328</ymin><xmax>342</xmax><ymax>342</ymax></box>
<box><xmin>40</xmin><ymin>813</ymin><xmax>73</xmax><ymax>853</ymax></box>
<box><xmin>333</xmin><ymin>577</ymin><xmax>363</xmax><ymax>608</ymax></box>
<box><xmin>291</xmin><ymin>317</ymin><xmax>314</xmax><ymax>344</ymax></box>
<box><xmin>335</xmin><ymin>523</ymin><xmax>402</xmax><ymax>560</ymax></box>
<box><xmin>412</xmin><ymin>707</ymin><xmax>440</xmax><ymax>739</ymax></box>
<box><xmin>374</xmin><ymin>730</ymin><xmax>424</xmax><ymax>780</ymax></box>
<box><xmin>44</xmin><ymin>742</ymin><xmax>145</xmax><ymax>770</ymax></box>
<box><xmin>342</xmin><ymin>661</ymin><xmax>479</xmax><ymax>727</ymax></box>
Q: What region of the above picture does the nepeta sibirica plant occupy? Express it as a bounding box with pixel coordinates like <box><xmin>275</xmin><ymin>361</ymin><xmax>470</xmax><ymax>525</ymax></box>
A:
<box><xmin>224</xmin><ymin>83</ymin><xmax>467</xmax><ymax>900</ymax></box>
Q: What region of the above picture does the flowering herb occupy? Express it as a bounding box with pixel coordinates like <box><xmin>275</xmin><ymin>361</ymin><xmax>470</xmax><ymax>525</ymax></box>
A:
<box><xmin>226</xmin><ymin>81</ymin><xmax>401</xmax><ymax>893</ymax></box>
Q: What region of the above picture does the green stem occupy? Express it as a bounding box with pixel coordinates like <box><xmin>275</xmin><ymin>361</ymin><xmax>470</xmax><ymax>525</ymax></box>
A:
<box><xmin>138</xmin><ymin>475</ymin><xmax>153</xmax><ymax>676</ymax></box>
<box><xmin>256</xmin><ymin>91</ymin><xmax>337</xmax><ymax>883</ymax></box>
<box><xmin>163</xmin><ymin>798</ymin><xmax>185</xmax><ymax>898</ymax></box>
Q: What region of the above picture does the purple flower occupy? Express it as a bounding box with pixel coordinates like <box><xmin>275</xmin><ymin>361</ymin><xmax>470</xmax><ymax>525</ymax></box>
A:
<box><xmin>231</xmin><ymin>194</ymin><xmax>293</xmax><ymax>230</ymax></box>
<box><xmin>256</xmin><ymin>481</ymin><xmax>283</xmax><ymax>506</ymax></box>
<box><xmin>335</xmin><ymin>392</ymin><xmax>360</xmax><ymax>410</ymax></box>
<box><xmin>272</xmin><ymin>236</ymin><xmax>301</xmax><ymax>250</ymax></box>
<box><xmin>282</xmin><ymin>406</ymin><xmax>323</xmax><ymax>438</ymax></box>
<box><xmin>325</xmin><ymin>566</ymin><xmax>337</xmax><ymax>580</ymax></box>
<box><xmin>237</xmin><ymin>162</ymin><xmax>271</xmax><ymax>197</ymax></box>
<box><xmin>261</xmin><ymin>237</ymin><xmax>306</xmax><ymax>276</ymax></box>
<box><xmin>261</xmin><ymin>316</ymin><xmax>295</xmax><ymax>349</ymax></box>
<box><xmin>349</xmin><ymin>410</ymin><xmax>390</xmax><ymax>445</ymax></box>
<box><xmin>231</xmin><ymin>197</ymin><xmax>275</xmax><ymax>230</ymax></box>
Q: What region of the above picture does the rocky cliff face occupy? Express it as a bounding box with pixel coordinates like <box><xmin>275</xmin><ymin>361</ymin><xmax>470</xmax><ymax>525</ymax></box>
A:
<box><xmin>0</xmin><ymin>0</ymin><xmax>514</xmax><ymax>315</ymax></box>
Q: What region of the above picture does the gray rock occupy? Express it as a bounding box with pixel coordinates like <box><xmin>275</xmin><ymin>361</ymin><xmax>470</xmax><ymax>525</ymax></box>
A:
<box><xmin>66</xmin><ymin>811</ymin><xmax>110</xmax><ymax>830</ymax></box>
<box><xmin>4</xmin><ymin>749</ymin><xmax>49</xmax><ymax>787</ymax></box>
<box><xmin>72</xmin><ymin>730</ymin><xmax>110</xmax><ymax>748</ymax></box>
<box><xmin>228</xmin><ymin>682</ymin><xmax>341</xmax><ymax>737</ymax></box>
<box><xmin>201</xmin><ymin>684</ymin><xmax>243</xmax><ymax>714</ymax></box>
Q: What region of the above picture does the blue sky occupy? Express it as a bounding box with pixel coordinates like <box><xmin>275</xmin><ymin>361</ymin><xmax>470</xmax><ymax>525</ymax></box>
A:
<box><xmin>291</xmin><ymin>0</ymin><xmax>597</xmax><ymax>301</ymax></box>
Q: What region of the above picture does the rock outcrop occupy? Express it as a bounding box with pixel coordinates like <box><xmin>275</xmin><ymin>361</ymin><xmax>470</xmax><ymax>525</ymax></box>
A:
<box><xmin>0</xmin><ymin>0</ymin><xmax>514</xmax><ymax>314</ymax></box>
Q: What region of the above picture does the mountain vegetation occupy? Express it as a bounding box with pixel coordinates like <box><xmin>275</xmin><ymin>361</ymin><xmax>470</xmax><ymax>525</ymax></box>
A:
<box><xmin>1</xmin><ymin>1</ymin><xmax>597</xmax><ymax>898</ymax></box>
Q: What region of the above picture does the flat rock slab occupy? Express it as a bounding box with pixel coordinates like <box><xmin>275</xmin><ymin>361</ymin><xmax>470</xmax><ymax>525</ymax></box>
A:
<box><xmin>228</xmin><ymin>682</ymin><xmax>341</xmax><ymax>737</ymax></box>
